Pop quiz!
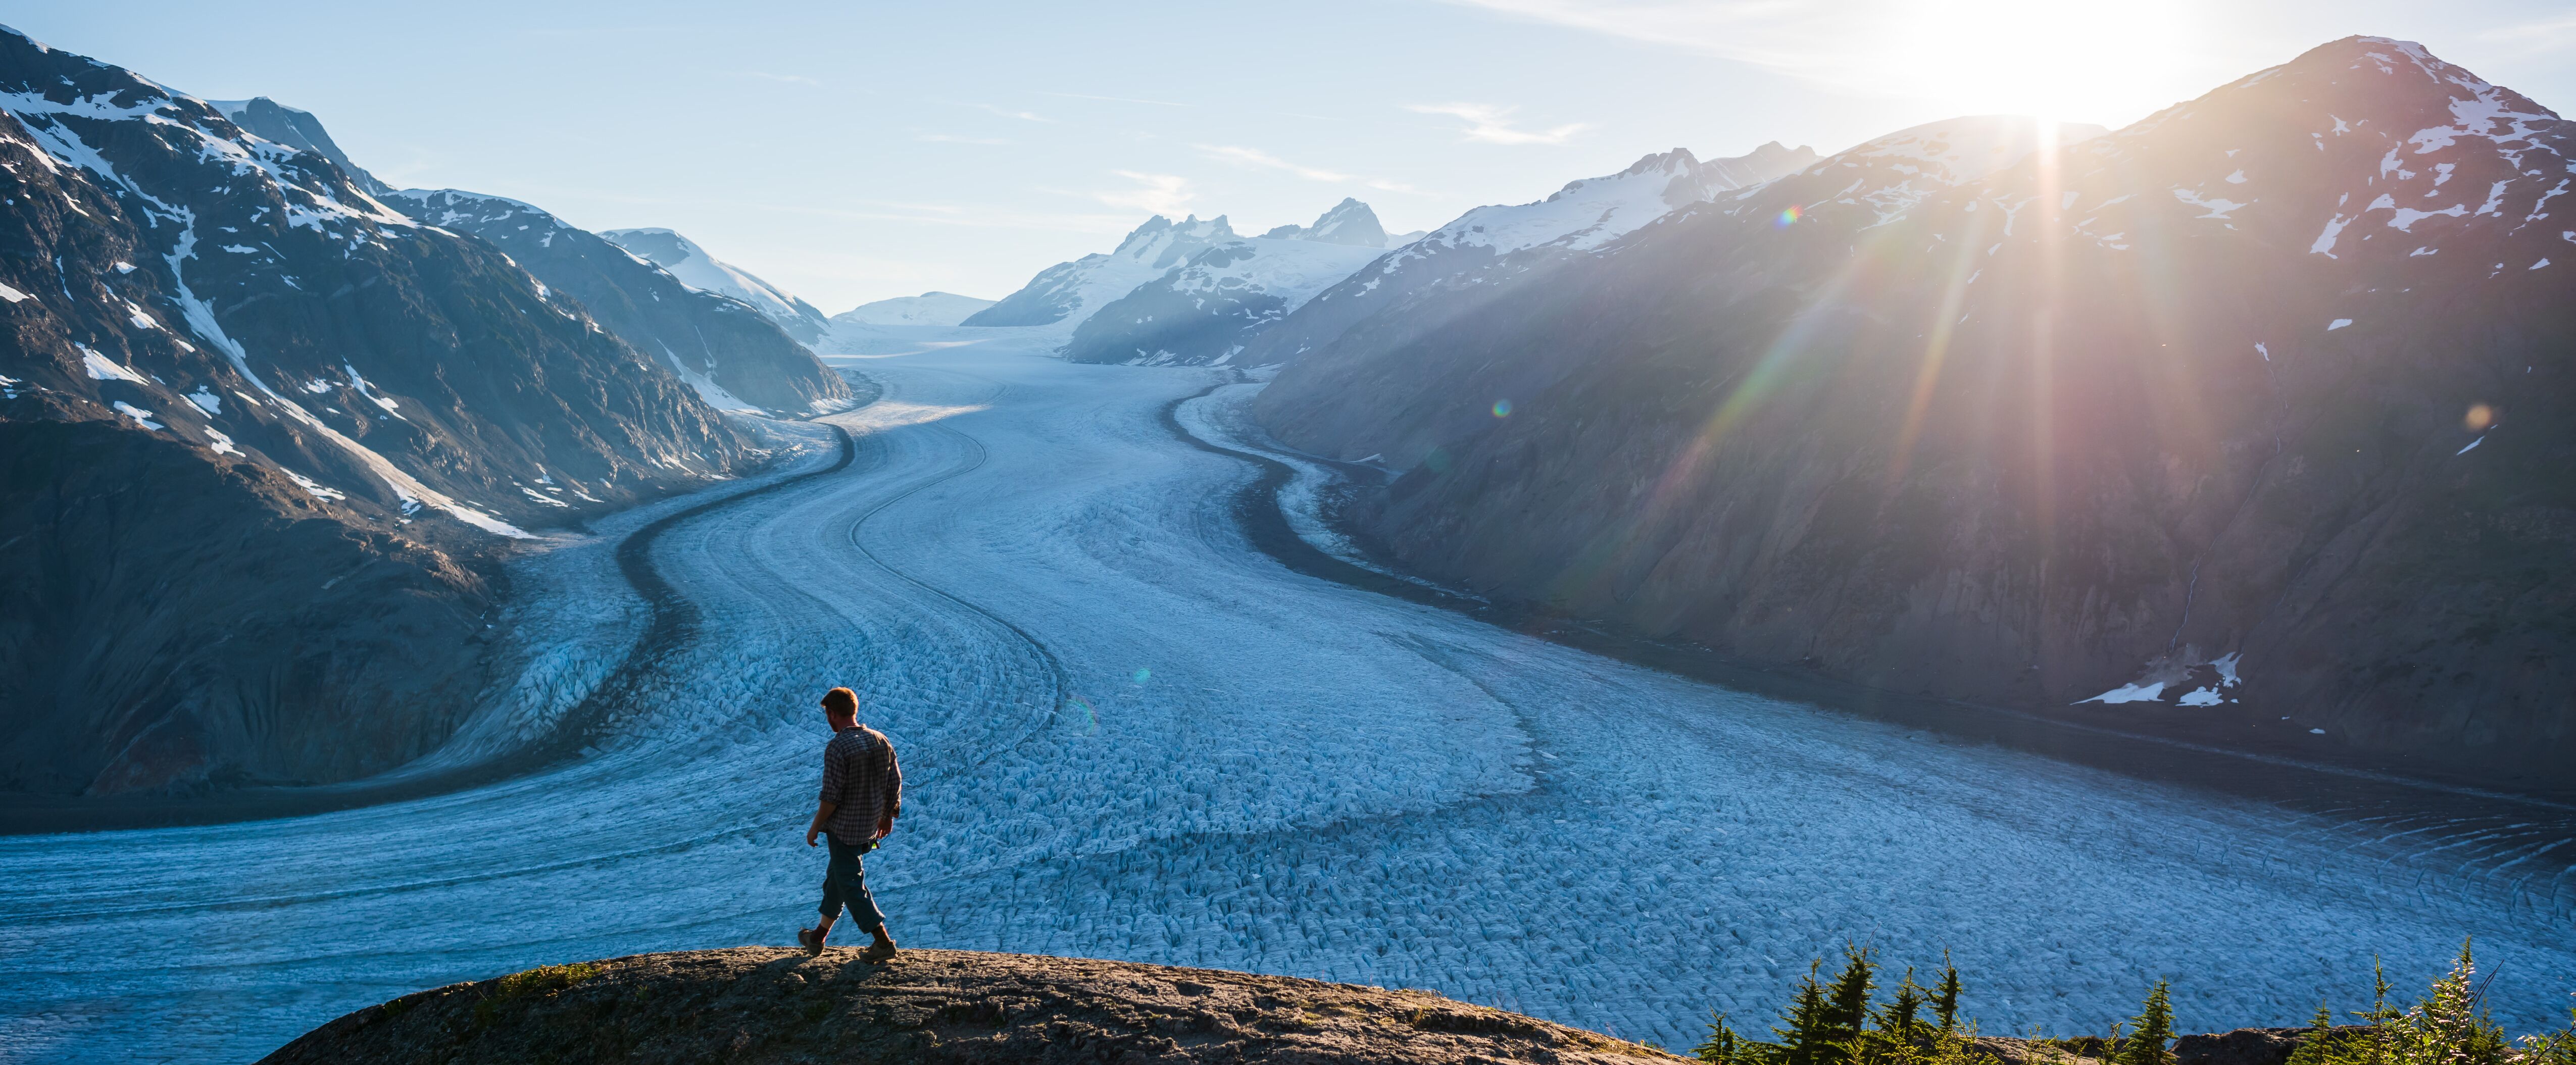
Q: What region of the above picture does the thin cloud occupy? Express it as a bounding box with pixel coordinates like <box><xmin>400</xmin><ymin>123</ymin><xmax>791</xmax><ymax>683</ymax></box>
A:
<box><xmin>1197</xmin><ymin>144</ymin><xmax>1428</xmax><ymax>195</ymax></box>
<box><xmin>742</xmin><ymin>198</ymin><xmax>1137</xmax><ymax>235</ymax></box>
<box><xmin>1041</xmin><ymin>90</ymin><xmax>1194</xmax><ymax>108</ymax></box>
<box><xmin>1094</xmin><ymin>171</ymin><xmax>1196</xmax><ymax>216</ymax></box>
<box><xmin>737</xmin><ymin>71</ymin><xmax>823</xmax><ymax>87</ymax></box>
<box><xmin>1404</xmin><ymin>103</ymin><xmax>1587</xmax><ymax>146</ymax></box>
<box><xmin>919</xmin><ymin>133</ymin><xmax>1011</xmax><ymax>145</ymax></box>
<box><xmin>935</xmin><ymin>100</ymin><xmax>1052</xmax><ymax>123</ymax></box>
<box><xmin>2478</xmin><ymin>13</ymin><xmax>2576</xmax><ymax>55</ymax></box>
<box><xmin>1199</xmin><ymin>144</ymin><xmax>1352</xmax><ymax>183</ymax></box>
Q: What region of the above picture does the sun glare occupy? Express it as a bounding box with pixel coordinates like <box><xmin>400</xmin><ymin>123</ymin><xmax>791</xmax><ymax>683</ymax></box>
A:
<box><xmin>1872</xmin><ymin>0</ymin><xmax>2215</xmax><ymax>125</ymax></box>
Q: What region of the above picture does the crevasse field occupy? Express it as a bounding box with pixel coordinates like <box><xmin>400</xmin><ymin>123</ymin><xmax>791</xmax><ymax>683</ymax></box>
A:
<box><xmin>4</xmin><ymin>335</ymin><xmax>2572</xmax><ymax>1063</ymax></box>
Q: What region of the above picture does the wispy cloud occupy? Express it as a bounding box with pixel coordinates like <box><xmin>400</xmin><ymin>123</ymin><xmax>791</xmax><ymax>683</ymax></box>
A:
<box><xmin>743</xmin><ymin>198</ymin><xmax>1137</xmax><ymax>235</ymax></box>
<box><xmin>1404</xmin><ymin>103</ymin><xmax>1587</xmax><ymax>146</ymax></box>
<box><xmin>2478</xmin><ymin>13</ymin><xmax>2576</xmax><ymax>55</ymax></box>
<box><xmin>1199</xmin><ymin>145</ymin><xmax>1352</xmax><ymax>182</ymax></box>
<box><xmin>1041</xmin><ymin>90</ymin><xmax>1193</xmax><ymax>108</ymax></box>
<box><xmin>737</xmin><ymin>71</ymin><xmax>823</xmax><ymax>87</ymax></box>
<box><xmin>936</xmin><ymin>100</ymin><xmax>1051</xmax><ymax>123</ymax></box>
<box><xmin>1093</xmin><ymin>171</ymin><xmax>1196</xmax><ymax>216</ymax></box>
<box><xmin>919</xmin><ymin>133</ymin><xmax>1011</xmax><ymax>145</ymax></box>
<box><xmin>1197</xmin><ymin>144</ymin><xmax>1426</xmax><ymax>195</ymax></box>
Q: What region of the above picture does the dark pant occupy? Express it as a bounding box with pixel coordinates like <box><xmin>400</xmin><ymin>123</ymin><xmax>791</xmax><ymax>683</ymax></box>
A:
<box><xmin>818</xmin><ymin>836</ymin><xmax>885</xmax><ymax>936</ymax></box>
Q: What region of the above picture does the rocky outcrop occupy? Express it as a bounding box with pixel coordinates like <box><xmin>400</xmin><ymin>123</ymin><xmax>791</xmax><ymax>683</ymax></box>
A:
<box><xmin>1251</xmin><ymin>38</ymin><xmax>2576</xmax><ymax>787</ymax></box>
<box><xmin>258</xmin><ymin>948</ymin><xmax>1678</xmax><ymax>1064</ymax></box>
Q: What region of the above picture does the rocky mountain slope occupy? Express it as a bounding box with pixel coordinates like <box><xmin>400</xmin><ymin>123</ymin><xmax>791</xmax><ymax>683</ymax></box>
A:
<box><xmin>1252</xmin><ymin>38</ymin><xmax>2576</xmax><ymax>785</ymax></box>
<box><xmin>601</xmin><ymin>226</ymin><xmax>833</xmax><ymax>346</ymax></box>
<box><xmin>1234</xmin><ymin>142</ymin><xmax>1819</xmax><ymax>371</ymax></box>
<box><xmin>389</xmin><ymin>189</ymin><xmax>846</xmax><ymax>415</ymax></box>
<box><xmin>0</xmin><ymin>29</ymin><xmax>754</xmax><ymax>800</ymax></box>
<box><xmin>259</xmin><ymin>948</ymin><xmax>1680</xmax><ymax>1064</ymax></box>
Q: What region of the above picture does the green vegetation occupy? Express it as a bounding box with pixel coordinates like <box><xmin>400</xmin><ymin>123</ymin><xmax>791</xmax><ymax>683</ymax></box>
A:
<box><xmin>473</xmin><ymin>962</ymin><xmax>604</xmax><ymax>1027</ymax></box>
<box><xmin>1694</xmin><ymin>946</ymin><xmax>1986</xmax><ymax>1065</ymax></box>
<box><xmin>1694</xmin><ymin>941</ymin><xmax>2574</xmax><ymax>1065</ymax></box>
<box><xmin>2282</xmin><ymin>943</ymin><xmax>2574</xmax><ymax>1065</ymax></box>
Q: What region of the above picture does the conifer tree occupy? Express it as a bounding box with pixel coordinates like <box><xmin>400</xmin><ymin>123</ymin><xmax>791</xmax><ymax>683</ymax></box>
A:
<box><xmin>1776</xmin><ymin>961</ymin><xmax>1838</xmax><ymax>1065</ymax></box>
<box><xmin>2113</xmin><ymin>982</ymin><xmax>2176</xmax><ymax>1065</ymax></box>
<box><xmin>2402</xmin><ymin>939</ymin><xmax>2505</xmax><ymax>1065</ymax></box>
<box><xmin>1932</xmin><ymin>954</ymin><xmax>1964</xmax><ymax>1035</ymax></box>
<box><xmin>2285</xmin><ymin>1002</ymin><xmax>2341</xmax><ymax>1065</ymax></box>
<box><xmin>1823</xmin><ymin>945</ymin><xmax>1879</xmax><ymax>1056</ymax></box>
<box><xmin>1696</xmin><ymin>1012</ymin><xmax>1749</xmax><ymax>1065</ymax></box>
<box><xmin>1876</xmin><ymin>968</ymin><xmax>1929</xmax><ymax>1044</ymax></box>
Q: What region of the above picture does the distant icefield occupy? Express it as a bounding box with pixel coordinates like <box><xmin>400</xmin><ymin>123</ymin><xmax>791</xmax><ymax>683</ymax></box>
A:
<box><xmin>3</xmin><ymin>332</ymin><xmax>2572</xmax><ymax>1063</ymax></box>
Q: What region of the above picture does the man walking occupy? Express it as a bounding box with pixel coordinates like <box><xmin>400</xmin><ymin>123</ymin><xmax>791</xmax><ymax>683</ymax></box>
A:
<box><xmin>800</xmin><ymin>686</ymin><xmax>901</xmax><ymax>961</ymax></box>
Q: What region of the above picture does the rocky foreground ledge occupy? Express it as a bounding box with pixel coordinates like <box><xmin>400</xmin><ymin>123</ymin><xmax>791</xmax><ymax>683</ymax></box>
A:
<box><xmin>256</xmin><ymin>947</ymin><xmax>1679</xmax><ymax>1063</ymax></box>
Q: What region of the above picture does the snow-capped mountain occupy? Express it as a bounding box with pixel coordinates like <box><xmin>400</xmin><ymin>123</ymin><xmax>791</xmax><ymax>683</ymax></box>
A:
<box><xmin>389</xmin><ymin>189</ymin><xmax>846</xmax><ymax>415</ymax></box>
<box><xmin>962</xmin><ymin>214</ymin><xmax>1239</xmax><ymax>332</ymax></box>
<box><xmin>0</xmin><ymin>28</ymin><xmax>753</xmax><ymax>798</ymax></box>
<box><xmin>1061</xmin><ymin>200</ymin><xmax>1406</xmax><ymax>365</ymax></box>
<box><xmin>1261</xmin><ymin>197</ymin><xmax>1388</xmax><ymax>245</ymax></box>
<box><xmin>600</xmin><ymin>227</ymin><xmax>832</xmax><ymax>346</ymax></box>
<box><xmin>1233</xmin><ymin>142</ymin><xmax>1818</xmax><ymax>368</ymax></box>
<box><xmin>832</xmin><ymin>291</ymin><xmax>994</xmax><ymax>327</ymax></box>
<box><xmin>1254</xmin><ymin>39</ymin><xmax>2576</xmax><ymax>779</ymax></box>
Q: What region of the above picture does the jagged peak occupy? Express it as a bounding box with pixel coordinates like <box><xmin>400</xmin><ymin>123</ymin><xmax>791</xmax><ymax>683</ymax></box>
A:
<box><xmin>1616</xmin><ymin>147</ymin><xmax>1701</xmax><ymax>177</ymax></box>
<box><xmin>1301</xmin><ymin>198</ymin><xmax>1386</xmax><ymax>247</ymax></box>
<box><xmin>1113</xmin><ymin>214</ymin><xmax>1235</xmax><ymax>257</ymax></box>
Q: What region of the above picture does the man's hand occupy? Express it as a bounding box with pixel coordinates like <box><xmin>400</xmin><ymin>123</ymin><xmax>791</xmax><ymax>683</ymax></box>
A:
<box><xmin>808</xmin><ymin>799</ymin><xmax>837</xmax><ymax>848</ymax></box>
<box><xmin>874</xmin><ymin>812</ymin><xmax>895</xmax><ymax>840</ymax></box>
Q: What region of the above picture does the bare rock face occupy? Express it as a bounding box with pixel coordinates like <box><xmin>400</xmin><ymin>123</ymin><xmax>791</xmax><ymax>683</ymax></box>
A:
<box><xmin>258</xmin><ymin>948</ymin><xmax>1680</xmax><ymax>1064</ymax></box>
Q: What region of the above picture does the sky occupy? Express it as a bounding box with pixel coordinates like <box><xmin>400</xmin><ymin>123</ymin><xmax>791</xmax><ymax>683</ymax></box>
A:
<box><xmin>12</xmin><ymin>0</ymin><xmax>2576</xmax><ymax>313</ymax></box>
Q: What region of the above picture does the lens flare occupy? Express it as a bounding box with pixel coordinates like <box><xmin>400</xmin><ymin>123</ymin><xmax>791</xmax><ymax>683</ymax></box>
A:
<box><xmin>1492</xmin><ymin>399</ymin><xmax>1513</xmax><ymax>418</ymax></box>
<box><xmin>1775</xmin><ymin>205</ymin><xmax>1802</xmax><ymax>228</ymax></box>
<box><xmin>2465</xmin><ymin>403</ymin><xmax>2495</xmax><ymax>431</ymax></box>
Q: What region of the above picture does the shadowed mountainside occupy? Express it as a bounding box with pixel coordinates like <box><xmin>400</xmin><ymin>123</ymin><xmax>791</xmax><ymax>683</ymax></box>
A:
<box><xmin>1252</xmin><ymin>37</ymin><xmax>2576</xmax><ymax>787</ymax></box>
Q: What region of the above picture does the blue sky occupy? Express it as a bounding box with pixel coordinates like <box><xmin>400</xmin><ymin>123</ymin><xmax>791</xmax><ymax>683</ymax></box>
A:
<box><xmin>14</xmin><ymin>0</ymin><xmax>2576</xmax><ymax>312</ymax></box>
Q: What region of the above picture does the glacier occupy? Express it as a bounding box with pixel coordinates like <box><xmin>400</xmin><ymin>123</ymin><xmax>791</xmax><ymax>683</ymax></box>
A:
<box><xmin>0</xmin><ymin>332</ymin><xmax>2570</xmax><ymax>1063</ymax></box>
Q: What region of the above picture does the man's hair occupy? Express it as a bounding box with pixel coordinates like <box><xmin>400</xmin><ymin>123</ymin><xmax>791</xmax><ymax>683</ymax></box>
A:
<box><xmin>821</xmin><ymin>687</ymin><xmax>858</xmax><ymax>717</ymax></box>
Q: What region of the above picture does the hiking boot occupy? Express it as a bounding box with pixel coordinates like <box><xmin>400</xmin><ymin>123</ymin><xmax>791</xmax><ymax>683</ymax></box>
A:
<box><xmin>798</xmin><ymin>927</ymin><xmax>826</xmax><ymax>956</ymax></box>
<box><xmin>860</xmin><ymin>938</ymin><xmax>898</xmax><ymax>963</ymax></box>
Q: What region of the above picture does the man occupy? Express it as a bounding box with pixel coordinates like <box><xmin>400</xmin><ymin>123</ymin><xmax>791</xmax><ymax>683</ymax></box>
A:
<box><xmin>799</xmin><ymin>686</ymin><xmax>901</xmax><ymax>961</ymax></box>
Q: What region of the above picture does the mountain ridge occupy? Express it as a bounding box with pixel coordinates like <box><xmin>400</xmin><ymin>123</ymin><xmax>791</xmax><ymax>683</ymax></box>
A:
<box><xmin>1249</xmin><ymin>36</ymin><xmax>2576</xmax><ymax>782</ymax></box>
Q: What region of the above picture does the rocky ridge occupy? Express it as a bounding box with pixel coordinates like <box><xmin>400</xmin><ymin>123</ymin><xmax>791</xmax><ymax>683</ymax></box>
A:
<box><xmin>258</xmin><ymin>948</ymin><xmax>1677</xmax><ymax>1064</ymax></box>
<box><xmin>260</xmin><ymin>949</ymin><xmax>2384</xmax><ymax>1065</ymax></box>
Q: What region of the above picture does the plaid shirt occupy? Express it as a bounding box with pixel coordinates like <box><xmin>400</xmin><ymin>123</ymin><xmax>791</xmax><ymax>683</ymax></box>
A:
<box><xmin>818</xmin><ymin>724</ymin><xmax>900</xmax><ymax>844</ymax></box>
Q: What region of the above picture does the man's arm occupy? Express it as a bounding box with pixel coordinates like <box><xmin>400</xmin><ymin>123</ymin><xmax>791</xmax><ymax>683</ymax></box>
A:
<box><xmin>810</xmin><ymin>741</ymin><xmax>845</xmax><ymax>847</ymax></box>
<box><xmin>804</xmin><ymin>797</ymin><xmax>834</xmax><ymax>849</ymax></box>
<box><xmin>876</xmin><ymin>743</ymin><xmax>902</xmax><ymax>838</ymax></box>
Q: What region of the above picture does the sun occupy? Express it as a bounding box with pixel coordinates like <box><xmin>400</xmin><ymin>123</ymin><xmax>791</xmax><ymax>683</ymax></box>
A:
<box><xmin>1865</xmin><ymin>0</ymin><xmax>2219</xmax><ymax>127</ymax></box>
